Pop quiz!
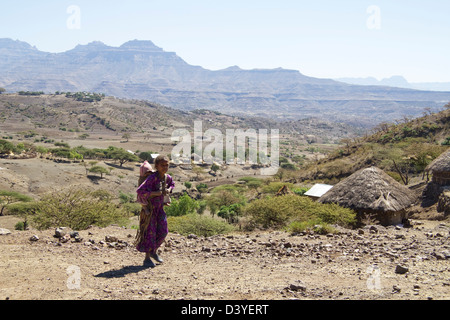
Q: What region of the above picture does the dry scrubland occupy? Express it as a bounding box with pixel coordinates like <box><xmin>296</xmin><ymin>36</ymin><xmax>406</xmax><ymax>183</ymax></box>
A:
<box><xmin>0</xmin><ymin>93</ymin><xmax>449</xmax><ymax>301</ymax></box>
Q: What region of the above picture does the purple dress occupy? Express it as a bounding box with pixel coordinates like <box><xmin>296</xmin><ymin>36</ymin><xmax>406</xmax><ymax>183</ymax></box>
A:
<box><xmin>136</xmin><ymin>172</ymin><xmax>174</xmax><ymax>253</ymax></box>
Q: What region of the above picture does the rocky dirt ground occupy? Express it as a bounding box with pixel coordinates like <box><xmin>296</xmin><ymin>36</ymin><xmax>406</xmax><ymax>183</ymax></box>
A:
<box><xmin>0</xmin><ymin>215</ymin><xmax>448</xmax><ymax>301</ymax></box>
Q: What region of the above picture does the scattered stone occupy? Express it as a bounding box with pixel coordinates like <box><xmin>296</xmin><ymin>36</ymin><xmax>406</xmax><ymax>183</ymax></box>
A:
<box><xmin>395</xmin><ymin>265</ymin><xmax>409</xmax><ymax>274</ymax></box>
<box><xmin>392</xmin><ymin>285</ymin><xmax>401</xmax><ymax>293</ymax></box>
<box><xmin>187</xmin><ymin>234</ymin><xmax>198</xmax><ymax>239</ymax></box>
<box><xmin>29</xmin><ymin>235</ymin><xmax>39</xmax><ymax>241</ymax></box>
<box><xmin>369</xmin><ymin>225</ymin><xmax>379</xmax><ymax>233</ymax></box>
<box><xmin>60</xmin><ymin>234</ymin><xmax>71</xmax><ymax>243</ymax></box>
<box><xmin>70</xmin><ymin>231</ymin><xmax>79</xmax><ymax>238</ymax></box>
<box><xmin>105</xmin><ymin>235</ymin><xmax>118</xmax><ymax>242</ymax></box>
<box><xmin>73</xmin><ymin>236</ymin><xmax>83</xmax><ymax>243</ymax></box>
<box><xmin>54</xmin><ymin>227</ymin><xmax>67</xmax><ymax>238</ymax></box>
<box><xmin>432</xmin><ymin>251</ymin><xmax>448</xmax><ymax>260</ymax></box>
<box><xmin>286</xmin><ymin>281</ymin><xmax>307</xmax><ymax>292</ymax></box>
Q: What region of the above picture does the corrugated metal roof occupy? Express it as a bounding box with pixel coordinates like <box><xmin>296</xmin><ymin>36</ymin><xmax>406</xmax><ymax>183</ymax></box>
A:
<box><xmin>304</xmin><ymin>184</ymin><xmax>334</xmax><ymax>198</ymax></box>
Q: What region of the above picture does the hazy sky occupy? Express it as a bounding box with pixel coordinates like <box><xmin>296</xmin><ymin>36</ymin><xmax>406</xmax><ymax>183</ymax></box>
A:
<box><xmin>1</xmin><ymin>0</ymin><xmax>449</xmax><ymax>83</ymax></box>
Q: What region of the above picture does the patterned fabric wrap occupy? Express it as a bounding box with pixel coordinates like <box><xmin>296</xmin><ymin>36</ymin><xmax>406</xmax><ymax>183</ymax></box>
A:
<box><xmin>135</xmin><ymin>172</ymin><xmax>174</xmax><ymax>253</ymax></box>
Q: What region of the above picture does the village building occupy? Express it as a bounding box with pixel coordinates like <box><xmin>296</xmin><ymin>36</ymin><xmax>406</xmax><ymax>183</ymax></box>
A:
<box><xmin>425</xmin><ymin>149</ymin><xmax>450</xmax><ymax>186</ymax></box>
<box><xmin>318</xmin><ymin>167</ymin><xmax>416</xmax><ymax>226</ymax></box>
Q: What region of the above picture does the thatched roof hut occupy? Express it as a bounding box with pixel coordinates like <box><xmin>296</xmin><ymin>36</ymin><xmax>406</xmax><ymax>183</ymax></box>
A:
<box><xmin>425</xmin><ymin>149</ymin><xmax>450</xmax><ymax>186</ymax></box>
<box><xmin>318</xmin><ymin>167</ymin><xmax>416</xmax><ymax>226</ymax></box>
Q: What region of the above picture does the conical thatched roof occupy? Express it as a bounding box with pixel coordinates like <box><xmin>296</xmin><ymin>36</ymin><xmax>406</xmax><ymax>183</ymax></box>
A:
<box><xmin>425</xmin><ymin>149</ymin><xmax>450</xmax><ymax>174</ymax></box>
<box><xmin>318</xmin><ymin>167</ymin><xmax>415</xmax><ymax>213</ymax></box>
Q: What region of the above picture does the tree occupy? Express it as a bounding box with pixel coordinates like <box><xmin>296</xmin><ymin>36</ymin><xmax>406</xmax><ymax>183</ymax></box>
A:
<box><xmin>89</xmin><ymin>165</ymin><xmax>109</xmax><ymax>178</ymax></box>
<box><xmin>211</xmin><ymin>163</ymin><xmax>220</xmax><ymax>173</ymax></box>
<box><xmin>122</xmin><ymin>133</ymin><xmax>131</xmax><ymax>142</ymax></box>
<box><xmin>138</xmin><ymin>151</ymin><xmax>155</xmax><ymax>162</ymax></box>
<box><xmin>109</xmin><ymin>148</ymin><xmax>139</xmax><ymax>167</ymax></box>
<box><xmin>192</xmin><ymin>166</ymin><xmax>205</xmax><ymax>180</ymax></box>
<box><xmin>0</xmin><ymin>191</ymin><xmax>33</xmax><ymax>216</ymax></box>
<box><xmin>217</xmin><ymin>203</ymin><xmax>242</xmax><ymax>224</ymax></box>
<box><xmin>0</xmin><ymin>87</ymin><xmax>5</xmax><ymax>94</ymax></box>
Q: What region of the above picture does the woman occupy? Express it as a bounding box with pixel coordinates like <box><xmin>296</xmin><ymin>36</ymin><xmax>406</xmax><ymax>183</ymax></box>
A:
<box><xmin>135</xmin><ymin>155</ymin><xmax>174</xmax><ymax>267</ymax></box>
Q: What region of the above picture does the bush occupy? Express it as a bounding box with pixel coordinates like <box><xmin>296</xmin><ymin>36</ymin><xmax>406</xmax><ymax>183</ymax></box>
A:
<box><xmin>196</xmin><ymin>183</ymin><xmax>208</xmax><ymax>193</ymax></box>
<box><xmin>217</xmin><ymin>203</ymin><xmax>243</xmax><ymax>224</ymax></box>
<box><xmin>442</xmin><ymin>137</ymin><xmax>450</xmax><ymax>146</ymax></box>
<box><xmin>165</xmin><ymin>193</ymin><xmax>199</xmax><ymax>217</ymax></box>
<box><xmin>122</xmin><ymin>202</ymin><xmax>142</xmax><ymax>216</ymax></box>
<box><xmin>206</xmin><ymin>187</ymin><xmax>247</xmax><ymax>217</ymax></box>
<box><xmin>167</xmin><ymin>213</ymin><xmax>235</xmax><ymax>237</ymax></box>
<box><xmin>24</xmin><ymin>188</ymin><xmax>130</xmax><ymax>230</ymax></box>
<box><xmin>0</xmin><ymin>139</ymin><xmax>16</xmax><ymax>154</ymax></box>
<box><xmin>260</xmin><ymin>182</ymin><xmax>295</xmax><ymax>194</ymax></box>
<box><xmin>293</xmin><ymin>187</ymin><xmax>309</xmax><ymax>196</ymax></box>
<box><xmin>238</xmin><ymin>177</ymin><xmax>263</xmax><ymax>189</ymax></box>
<box><xmin>184</xmin><ymin>181</ymin><xmax>192</xmax><ymax>189</ymax></box>
<box><xmin>243</xmin><ymin>194</ymin><xmax>356</xmax><ymax>231</ymax></box>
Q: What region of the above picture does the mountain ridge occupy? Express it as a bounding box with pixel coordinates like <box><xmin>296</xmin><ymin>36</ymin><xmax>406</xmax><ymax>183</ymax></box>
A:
<box><xmin>336</xmin><ymin>75</ymin><xmax>450</xmax><ymax>92</ymax></box>
<box><xmin>1</xmin><ymin>38</ymin><xmax>450</xmax><ymax>126</ymax></box>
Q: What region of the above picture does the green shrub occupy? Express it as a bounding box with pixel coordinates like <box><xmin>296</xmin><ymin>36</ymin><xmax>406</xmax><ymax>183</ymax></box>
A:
<box><xmin>167</xmin><ymin>213</ymin><xmax>235</xmax><ymax>237</ymax></box>
<box><xmin>293</xmin><ymin>187</ymin><xmax>309</xmax><ymax>196</ymax></box>
<box><xmin>196</xmin><ymin>183</ymin><xmax>208</xmax><ymax>193</ymax></box>
<box><xmin>165</xmin><ymin>193</ymin><xmax>199</xmax><ymax>217</ymax></box>
<box><xmin>205</xmin><ymin>188</ymin><xmax>247</xmax><ymax>217</ymax></box>
<box><xmin>25</xmin><ymin>188</ymin><xmax>130</xmax><ymax>230</ymax></box>
<box><xmin>442</xmin><ymin>137</ymin><xmax>450</xmax><ymax>146</ymax></box>
<box><xmin>260</xmin><ymin>182</ymin><xmax>294</xmax><ymax>194</ymax></box>
<box><xmin>0</xmin><ymin>139</ymin><xmax>16</xmax><ymax>154</ymax></box>
<box><xmin>122</xmin><ymin>202</ymin><xmax>142</xmax><ymax>216</ymax></box>
<box><xmin>217</xmin><ymin>203</ymin><xmax>243</xmax><ymax>224</ymax></box>
<box><xmin>243</xmin><ymin>194</ymin><xmax>356</xmax><ymax>231</ymax></box>
<box><xmin>238</xmin><ymin>177</ymin><xmax>263</xmax><ymax>189</ymax></box>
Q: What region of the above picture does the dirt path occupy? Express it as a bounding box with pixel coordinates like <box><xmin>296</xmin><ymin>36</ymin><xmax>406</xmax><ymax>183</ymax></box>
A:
<box><xmin>0</xmin><ymin>216</ymin><xmax>448</xmax><ymax>301</ymax></box>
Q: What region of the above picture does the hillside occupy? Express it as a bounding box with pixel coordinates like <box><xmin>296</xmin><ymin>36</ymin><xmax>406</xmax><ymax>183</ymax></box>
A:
<box><xmin>296</xmin><ymin>104</ymin><xmax>450</xmax><ymax>185</ymax></box>
<box><xmin>0</xmin><ymin>92</ymin><xmax>360</xmax><ymax>199</ymax></box>
<box><xmin>1</xmin><ymin>94</ymin><xmax>449</xmax><ymax>302</ymax></box>
<box><xmin>0</xmin><ymin>92</ymin><xmax>361</xmax><ymax>144</ymax></box>
<box><xmin>2</xmin><ymin>38</ymin><xmax>450</xmax><ymax>125</ymax></box>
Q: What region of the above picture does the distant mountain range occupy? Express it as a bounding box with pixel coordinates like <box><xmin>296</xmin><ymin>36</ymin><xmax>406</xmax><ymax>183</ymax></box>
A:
<box><xmin>336</xmin><ymin>76</ymin><xmax>450</xmax><ymax>92</ymax></box>
<box><xmin>1</xmin><ymin>38</ymin><xmax>450</xmax><ymax>126</ymax></box>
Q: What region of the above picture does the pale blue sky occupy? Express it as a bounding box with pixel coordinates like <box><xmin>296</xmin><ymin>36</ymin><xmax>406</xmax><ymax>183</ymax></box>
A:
<box><xmin>1</xmin><ymin>0</ymin><xmax>449</xmax><ymax>82</ymax></box>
